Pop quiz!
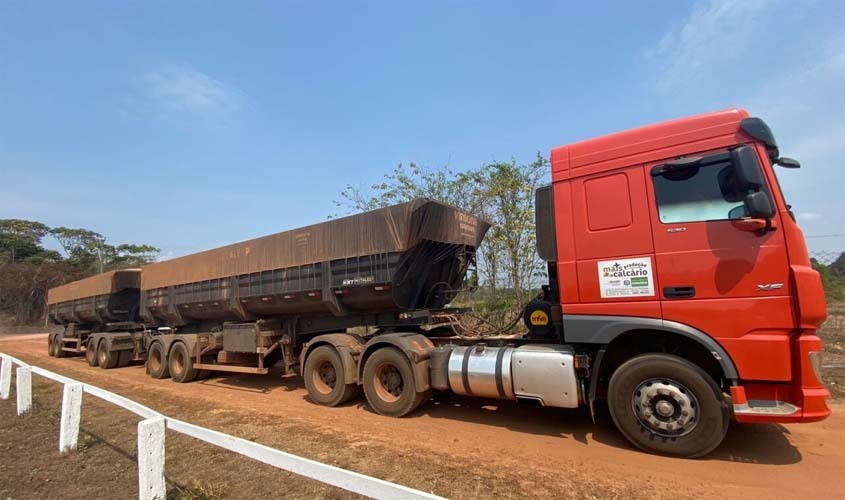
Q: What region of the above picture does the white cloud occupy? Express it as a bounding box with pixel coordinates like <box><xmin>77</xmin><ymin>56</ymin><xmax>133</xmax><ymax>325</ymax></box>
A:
<box><xmin>144</xmin><ymin>66</ymin><xmax>240</xmax><ymax>115</ymax></box>
<box><xmin>642</xmin><ymin>1</ymin><xmax>845</xmax><ymax>248</ymax></box>
<box><xmin>798</xmin><ymin>212</ymin><xmax>823</xmax><ymax>221</ymax></box>
<box><xmin>644</xmin><ymin>0</ymin><xmax>771</xmax><ymax>89</ymax></box>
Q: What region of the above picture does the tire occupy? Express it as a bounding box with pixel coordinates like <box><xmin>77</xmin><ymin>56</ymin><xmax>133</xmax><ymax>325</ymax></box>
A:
<box><xmin>304</xmin><ymin>345</ymin><xmax>360</xmax><ymax>407</ymax></box>
<box><xmin>47</xmin><ymin>335</ymin><xmax>55</xmax><ymax>357</ymax></box>
<box><xmin>168</xmin><ymin>342</ymin><xmax>197</xmax><ymax>383</ymax></box>
<box><xmin>98</xmin><ymin>341</ymin><xmax>120</xmax><ymax>369</ymax></box>
<box><xmin>86</xmin><ymin>339</ymin><xmax>99</xmax><ymax>367</ymax></box>
<box><xmin>608</xmin><ymin>353</ymin><xmax>729</xmax><ymax>458</ymax></box>
<box><xmin>147</xmin><ymin>342</ymin><xmax>169</xmax><ymax>379</ymax></box>
<box><xmin>54</xmin><ymin>335</ymin><xmax>67</xmax><ymax>358</ymax></box>
<box><xmin>362</xmin><ymin>347</ymin><xmax>430</xmax><ymax>417</ymax></box>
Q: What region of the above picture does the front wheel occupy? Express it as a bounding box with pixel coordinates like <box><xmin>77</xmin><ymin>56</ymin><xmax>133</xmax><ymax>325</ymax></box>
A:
<box><xmin>608</xmin><ymin>353</ymin><xmax>729</xmax><ymax>458</ymax></box>
<box><xmin>53</xmin><ymin>335</ymin><xmax>67</xmax><ymax>358</ymax></box>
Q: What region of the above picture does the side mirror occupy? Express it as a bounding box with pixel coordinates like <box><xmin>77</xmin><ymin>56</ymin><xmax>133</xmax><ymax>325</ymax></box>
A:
<box><xmin>731</xmin><ymin>145</ymin><xmax>766</xmax><ymax>190</ymax></box>
<box><xmin>775</xmin><ymin>157</ymin><xmax>801</xmax><ymax>169</ymax></box>
<box><xmin>744</xmin><ymin>191</ymin><xmax>775</xmax><ymax>219</ymax></box>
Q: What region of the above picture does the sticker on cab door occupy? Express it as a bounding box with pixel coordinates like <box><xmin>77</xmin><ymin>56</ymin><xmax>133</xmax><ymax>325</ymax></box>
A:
<box><xmin>597</xmin><ymin>257</ymin><xmax>655</xmax><ymax>298</ymax></box>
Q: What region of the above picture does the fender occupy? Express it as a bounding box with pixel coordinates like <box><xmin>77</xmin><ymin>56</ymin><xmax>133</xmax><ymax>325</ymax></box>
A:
<box><xmin>358</xmin><ymin>332</ymin><xmax>434</xmax><ymax>393</ymax></box>
<box><xmin>301</xmin><ymin>333</ymin><xmax>366</xmax><ymax>384</ymax></box>
<box><xmin>563</xmin><ymin>315</ymin><xmax>739</xmax><ymax>381</ymax></box>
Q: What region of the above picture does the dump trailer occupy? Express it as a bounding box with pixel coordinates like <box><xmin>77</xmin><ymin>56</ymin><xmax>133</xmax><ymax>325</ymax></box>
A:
<box><xmin>46</xmin><ymin>269</ymin><xmax>147</xmax><ymax>368</ymax></box>
<box><xmin>47</xmin><ymin>109</ymin><xmax>831</xmax><ymax>458</ymax></box>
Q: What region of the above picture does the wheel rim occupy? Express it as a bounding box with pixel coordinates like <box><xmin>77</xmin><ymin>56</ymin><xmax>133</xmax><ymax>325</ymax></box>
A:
<box><xmin>373</xmin><ymin>363</ymin><xmax>403</xmax><ymax>403</ymax></box>
<box><xmin>98</xmin><ymin>346</ymin><xmax>107</xmax><ymax>364</ymax></box>
<box><xmin>312</xmin><ymin>360</ymin><xmax>337</xmax><ymax>395</ymax></box>
<box><xmin>87</xmin><ymin>343</ymin><xmax>96</xmax><ymax>362</ymax></box>
<box><xmin>631</xmin><ymin>378</ymin><xmax>699</xmax><ymax>438</ymax></box>
<box><xmin>172</xmin><ymin>350</ymin><xmax>184</xmax><ymax>375</ymax></box>
<box><xmin>150</xmin><ymin>347</ymin><xmax>162</xmax><ymax>372</ymax></box>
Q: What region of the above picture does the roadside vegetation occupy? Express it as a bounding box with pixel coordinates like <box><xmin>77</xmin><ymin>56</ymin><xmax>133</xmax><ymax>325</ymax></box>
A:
<box><xmin>0</xmin><ymin>220</ymin><xmax>158</xmax><ymax>325</ymax></box>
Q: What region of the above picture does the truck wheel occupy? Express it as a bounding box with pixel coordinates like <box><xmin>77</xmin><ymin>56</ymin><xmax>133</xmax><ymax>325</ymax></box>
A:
<box><xmin>304</xmin><ymin>345</ymin><xmax>360</xmax><ymax>407</ymax></box>
<box><xmin>168</xmin><ymin>342</ymin><xmax>197</xmax><ymax>383</ymax></box>
<box><xmin>86</xmin><ymin>339</ymin><xmax>99</xmax><ymax>367</ymax></box>
<box><xmin>608</xmin><ymin>353</ymin><xmax>729</xmax><ymax>458</ymax></box>
<box><xmin>147</xmin><ymin>342</ymin><xmax>169</xmax><ymax>379</ymax></box>
<box><xmin>362</xmin><ymin>347</ymin><xmax>429</xmax><ymax>417</ymax></box>
<box><xmin>98</xmin><ymin>341</ymin><xmax>120</xmax><ymax>369</ymax></box>
<box><xmin>47</xmin><ymin>335</ymin><xmax>55</xmax><ymax>357</ymax></box>
<box><xmin>54</xmin><ymin>335</ymin><xmax>67</xmax><ymax>358</ymax></box>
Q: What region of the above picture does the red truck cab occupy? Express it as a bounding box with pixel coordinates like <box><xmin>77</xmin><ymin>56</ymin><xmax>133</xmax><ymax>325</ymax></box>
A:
<box><xmin>534</xmin><ymin>108</ymin><xmax>829</xmax><ymax>454</ymax></box>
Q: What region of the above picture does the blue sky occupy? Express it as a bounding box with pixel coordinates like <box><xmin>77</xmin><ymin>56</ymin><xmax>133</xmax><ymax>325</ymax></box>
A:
<box><xmin>1</xmin><ymin>0</ymin><xmax>843</xmax><ymax>257</ymax></box>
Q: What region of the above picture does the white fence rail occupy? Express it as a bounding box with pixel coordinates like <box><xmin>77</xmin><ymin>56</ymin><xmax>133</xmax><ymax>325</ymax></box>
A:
<box><xmin>0</xmin><ymin>353</ymin><xmax>445</xmax><ymax>500</ymax></box>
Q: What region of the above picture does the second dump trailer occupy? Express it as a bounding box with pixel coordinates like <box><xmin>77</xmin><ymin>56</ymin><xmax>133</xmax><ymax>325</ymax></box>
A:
<box><xmin>46</xmin><ymin>269</ymin><xmax>147</xmax><ymax>367</ymax></box>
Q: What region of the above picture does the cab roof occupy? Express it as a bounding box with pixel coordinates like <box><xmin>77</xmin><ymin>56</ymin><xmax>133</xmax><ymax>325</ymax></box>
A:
<box><xmin>551</xmin><ymin>108</ymin><xmax>752</xmax><ymax>181</ymax></box>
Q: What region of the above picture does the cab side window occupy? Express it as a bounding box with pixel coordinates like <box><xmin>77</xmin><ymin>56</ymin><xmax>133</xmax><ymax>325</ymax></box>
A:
<box><xmin>652</xmin><ymin>153</ymin><xmax>747</xmax><ymax>224</ymax></box>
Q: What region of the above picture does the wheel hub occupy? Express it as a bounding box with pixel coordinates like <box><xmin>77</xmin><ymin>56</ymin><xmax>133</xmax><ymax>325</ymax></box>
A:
<box><xmin>632</xmin><ymin>378</ymin><xmax>698</xmax><ymax>437</ymax></box>
<box><xmin>318</xmin><ymin>363</ymin><xmax>336</xmax><ymax>389</ymax></box>
<box><xmin>375</xmin><ymin>364</ymin><xmax>403</xmax><ymax>402</ymax></box>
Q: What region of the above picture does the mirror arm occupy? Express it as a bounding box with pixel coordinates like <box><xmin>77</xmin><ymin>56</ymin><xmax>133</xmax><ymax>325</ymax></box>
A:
<box><xmin>755</xmin><ymin>217</ymin><xmax>776</xmax><ymax>236</ymax></box>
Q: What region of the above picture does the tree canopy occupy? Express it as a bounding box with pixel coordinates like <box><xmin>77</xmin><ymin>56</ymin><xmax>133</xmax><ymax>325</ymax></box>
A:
<box><xmin>0</xmin><ymin>220</ymin><xmax>159</xmax><ymax>325</ymax></box>
<box><xmin>337</xmin><ymin>154</ymin><xmax>550</xmax><ymax>325</ymax></box>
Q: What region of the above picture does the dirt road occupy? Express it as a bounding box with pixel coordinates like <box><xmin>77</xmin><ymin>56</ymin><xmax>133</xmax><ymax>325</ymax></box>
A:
<box><xmin>2</xmin><ymin>333</ymin><xmax>843</xmax><ymax>499</ymax></box>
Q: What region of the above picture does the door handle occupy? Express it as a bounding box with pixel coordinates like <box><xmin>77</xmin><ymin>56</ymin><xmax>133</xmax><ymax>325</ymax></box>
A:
<box><xmin>663</xmin><ymin>286</ymin><xmax>695</xmax><ymax>299</ymax></box>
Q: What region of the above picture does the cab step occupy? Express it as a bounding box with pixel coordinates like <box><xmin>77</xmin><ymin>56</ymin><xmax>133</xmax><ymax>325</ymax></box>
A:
<box><xmin>733</xmin><ymin>400</ymin><xmax>799</xmax><ymax>416</ymax></box>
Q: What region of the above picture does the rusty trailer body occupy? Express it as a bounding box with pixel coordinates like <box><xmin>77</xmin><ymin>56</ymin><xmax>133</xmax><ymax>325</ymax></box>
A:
<box><xmin>47</xmin><ymin>269</ymin><xmax>142</xmax><ymax>325</ymax></box>
<box><xmin>140</xmin><ymin>199</ymin><xmax>488</xmax><ymax>327</ymax></box>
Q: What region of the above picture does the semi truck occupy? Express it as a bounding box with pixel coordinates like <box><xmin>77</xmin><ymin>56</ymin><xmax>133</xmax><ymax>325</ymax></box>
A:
<box><xmin>46</xmin><ymin>108</ymin><xmax>830</xmax><ymax>458</ymax></box>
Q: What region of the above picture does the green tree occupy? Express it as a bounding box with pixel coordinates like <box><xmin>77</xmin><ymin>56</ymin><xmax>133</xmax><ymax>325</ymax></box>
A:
<box><xmin>0</xmin><ymin>219</ymin><xmax>52</xmax><ymax>262</ymax></box>
<box><xmin>0</xmin><ymin>220</ymin><xmax>160</xmax><ymax>325</ymax></box>
<box><xmin>336</xmin><ymin>154</ymin><xmax>550</xmax><ymax>323</ymax></box>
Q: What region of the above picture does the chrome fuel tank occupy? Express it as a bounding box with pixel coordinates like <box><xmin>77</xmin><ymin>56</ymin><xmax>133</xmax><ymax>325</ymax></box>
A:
<box><xmin>447</xmin><ymin>344</ymin><xmax>514</xmax><ymax>400</ymax></box>
<box><xmin>446</xmin><ymin>343</ymin><xmax>579</xmax><ymax>408</ymax></box>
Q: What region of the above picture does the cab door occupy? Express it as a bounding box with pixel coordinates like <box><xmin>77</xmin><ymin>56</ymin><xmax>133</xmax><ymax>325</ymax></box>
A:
<box><xmin>568</xmin><ymin>164</ymin><xmax>662</xmax><ymax>319</ymax></box>
<box><xmin>646</xmin><ymin>145</ymin><xmax>795</xmax><ymax>381</ymax></box>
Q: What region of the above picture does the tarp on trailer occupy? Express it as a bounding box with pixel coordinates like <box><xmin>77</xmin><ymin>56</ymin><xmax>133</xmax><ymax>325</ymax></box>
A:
<box><xmin>47</xmin><ymin>269</ymin><xmax>142</xmax><ymax>305</ymax></box>
<box><xmin>140</xmin><ymin>199</ymin><xmax>488</xmax><ymax>291</ymax></box>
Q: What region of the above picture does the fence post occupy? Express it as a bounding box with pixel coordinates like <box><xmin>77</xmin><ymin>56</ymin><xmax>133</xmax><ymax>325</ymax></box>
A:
<box><xmin>59</xmin><ymin>383</ymin><xmax>83</xmax><ymax>453</ymax></box>
<box><xmin>16</xmin><ymin>366</ymin><xmax>32</xmax><ymax>415</ymax></box>
<box><xmin>138</xmin><ymin>417</ymin><xmax>166</xmax><ymax>500</ymax></box>
<box><xmin>0</xmin><ymin>355</ymin><xmax>10</xmax><ymax>400</ymax></box>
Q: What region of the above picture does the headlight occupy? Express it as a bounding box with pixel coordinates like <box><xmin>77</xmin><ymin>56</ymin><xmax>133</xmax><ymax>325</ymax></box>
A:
<box><xmin>808</xmin><ymin>351</ymin><xmax>824</xmax><ymax>383</ymax></box>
